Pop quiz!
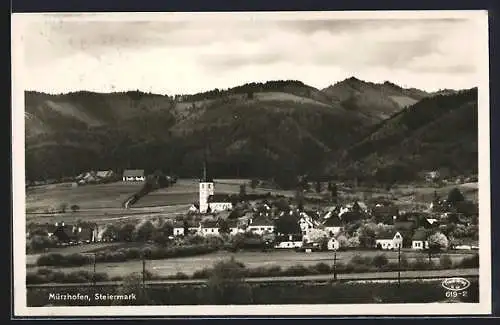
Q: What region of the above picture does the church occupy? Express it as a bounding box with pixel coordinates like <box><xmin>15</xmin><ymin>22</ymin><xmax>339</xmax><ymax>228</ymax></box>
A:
<box><xmin>194</xmin><ymin>163</ymin><xmax>233</xmax><ymax>214</ymax></box>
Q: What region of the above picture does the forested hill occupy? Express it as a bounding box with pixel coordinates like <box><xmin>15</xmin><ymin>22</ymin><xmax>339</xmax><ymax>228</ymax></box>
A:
<box><xmin>24</xmin><ymin>79</ymin><xmax>476</xmax><ymax>186</ymax></box>
<box><xmin>328</xmin><ymin>88</ymin><xmax>479</xmax><ymax>183</ymax></box>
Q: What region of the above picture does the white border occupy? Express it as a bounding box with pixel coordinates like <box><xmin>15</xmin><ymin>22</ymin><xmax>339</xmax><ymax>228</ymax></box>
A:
<box><xmin>11</xmin><ymin>10</ymin><xmax>491</xmax><ymax>317</ymax></box>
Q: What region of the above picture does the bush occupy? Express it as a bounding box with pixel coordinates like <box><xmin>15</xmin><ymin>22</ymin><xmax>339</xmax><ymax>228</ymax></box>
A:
<box><xmin>458</xmin><ymin>253</ymin><xmax>479</xmax><ymax>268</ymax></box>
<box><xmin>350</xmin><ymin>254</ymin><xmax>373</xmax><ymax>266</ymax></box>
<box><xmin>313</xmin><ymin>262</ymin><xmax>332</xmax><ymax>274</ymax></box>
<box><xmin>439</xmin><ymin>255</ymin><xmax>454</xmax><ymax>269</ymax></box>
<box><xmin>36</xmin><ymin>244</ymin><xmax>219</xmax><ymax>267</ymax></box>
<box><xmin>372</xmin><ymin>254</ymin><xmax>389</xmax><ymax>268</ymax></box>
<box><xmin>282</xmin><ymin>264</ymin><xmax>309</xmax><ymax>276</ymax></box>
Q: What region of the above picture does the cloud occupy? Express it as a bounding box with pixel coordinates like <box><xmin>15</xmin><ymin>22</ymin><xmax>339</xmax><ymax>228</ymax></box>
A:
<box><xmin>19</xmin><ymin>15</ymin><xmax>484</xmax><ymax>94</ymax></box>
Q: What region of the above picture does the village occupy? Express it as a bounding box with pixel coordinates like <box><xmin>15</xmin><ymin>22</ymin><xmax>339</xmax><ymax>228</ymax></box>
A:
<box><xmin>26</xmin><ymin>166</ymin><xmax>479</xmax><ymax>257</ymax></box>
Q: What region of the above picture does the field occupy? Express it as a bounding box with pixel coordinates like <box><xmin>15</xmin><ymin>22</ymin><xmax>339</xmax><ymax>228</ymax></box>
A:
<box><xmin>25</xmin><ymin>179</ymin><xmax>478</xmax><ymax>226</ymax></box>
<box><xmin>27</xmin><ymin>249</ymin><xmax>475</xmax><ymax>279</ymax></box>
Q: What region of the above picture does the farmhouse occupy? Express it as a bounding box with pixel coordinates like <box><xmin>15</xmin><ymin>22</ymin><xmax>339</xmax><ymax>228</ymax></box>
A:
<box><xmin>207</xmin><ymin>194</ymin><xmax>233</xmax><ymax>213</ymax></box>
<box><xmin>274</xmin><ymin>234</ymin><xmax>303</xmax><ymax>249</ymax></box>
<box><xmin>247</xmin><ymin>217</ymin><xmax>274</xmax><ymax>235</ymax></box>
<box><xmin>122</xmin><ymin>169</ymin><xmax>145</xmax><ymax>182</ymax></box>
<box><xmin>322</xmin><ymin>216</ymin><xmax>344</xmax><ymax>237</ymax></box>
<box><xmin>375</xmin><ymin>231</ymin><xmax>403</xmax><ymax>250</ymax></box>
<box><xmin>200</xmin><ymin>220</ymin><xmax>220</xmax><ymax>236</ymax></box>
<box><xmin>412</xmin><ymin>229</ymin><xmax>429</xmax><ymax>250</ymax></box>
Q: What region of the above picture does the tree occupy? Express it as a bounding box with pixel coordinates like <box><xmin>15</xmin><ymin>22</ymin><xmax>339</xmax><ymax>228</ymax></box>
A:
<box><xmin>134</xmin><ymin>221</ymin><xmax>156</xmax><ymax>242</ymax></box>
<box><xmin>347</xmin><ymin>236</ymin><xmax>360</xmax><ymax>248</ymax></box>
<box><xmin>372</xmin><ymin>254</ymin><xmax>389</xmax><ymax>268</ymax></box>
<box><xmin>239</xmin><ymin>184</ymin><xmax>247</xmax><ymax>198</ymax></box>
<box><xmin>59</xmin><ymin>202</ymin><xmax>68</xmax><ymax>213</ymax></box>
<box><xmin>218</xmin><ymin>219</ymin><xmax>230</xmax><ymax>235</ymax></box>
<box><xmin>206</xmin><ymin>257</ymin><xmax>253</xmax><ymax>304</ymax></box>
<box><xmin>328</xmin><ymin>182</ymin><xmax>338</xmax><ymax>202</ymax></box>
<box><xmin>250</xmin><ymin>179</ymin><xmax>259</xmax><ymax>190</ymax></box>
<box><xmin>428</xmin><ymin>232</ymin><xmax>449</xmax><ymax>251</ymax></box>
<box><xmin>70</xmin><ymin>204</ymin><xmax>80</xmax><ymax>213</ymax></box>
<box><xmin>356</xmin><ymin>223</ymin><xmax>377</xmax><ymax>248</ymax></box>
<box><xmin>295</xmin><ymin>188</ymin><xmax>305</xmax><ymax>211</ymax></box>
<box><xmin>428</xmin><ymin>232</ymin><xmax>449</xmax><ymax>261</ymax></box>
<box><xmin>447</xmin><ymin>188</ymin><xmax>465</xmax><ymax>206</ymax></box>
<box><xmin>336</xmin><ymin>235</ymin><xmax>349</xmax><ymax>250</ymax></box>
<box><xmin>315</xmin><ymin>181</ymin><xmax>322</xmax><ymax>194</ymax></box>
<box><xmin>183</xmin><ymin>220</ymin><xmax>190</xmax><ymax>236</ymax></box>
<box><xmin>304</xmin><ymin>228</ymin><xmax>328</xmax><ymax>244</ymax></box>
<box><xmin>118</xmin><ymin>223</ymin><xmax>136</xmax><ymax>242</ymax></box>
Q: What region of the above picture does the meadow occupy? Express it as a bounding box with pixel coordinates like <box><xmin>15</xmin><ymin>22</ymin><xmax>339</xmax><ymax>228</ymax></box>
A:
<box><xmin>27</xmin><ymin>249</ymin><xmax>475</xmax><ymax>279</ymax></box>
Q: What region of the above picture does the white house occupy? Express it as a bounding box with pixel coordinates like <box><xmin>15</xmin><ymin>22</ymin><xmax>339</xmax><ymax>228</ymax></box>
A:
<box><xmin>322</xmin><ymin>216</ymin><xmax>344</xmax><ymax>237</ymax></box>
<box><xmin>375</xmin><ymin>231</ymin><xmax>403</xmax><ymax>250</ymax></box>
<box><xmin>247</xmin><ymin>217</ymin><xmax>274</xmax><ymax>235</ymax></box>
<box><xmin>274</xmin><ymin>234</ymin><xmax>303</xmax><ymax>249</ymax></box>
<box><xmin>327</xmin><ymin>237</ymin><xmax>340</xmax><ymax>251</ymax></box>
<box><xmin>199</xmin><ymin>220</ymin><xmax>220</xmax><ymax>236</ymax></box>
<box><xmin>122</xmin><ymin>169</ymin><xmax>145</xmax><ymax>182</ymax></box>
<box><xmin>412</xmin><ymin>229</ymin><xmax>430</xmax><ymax>250</ymax></box>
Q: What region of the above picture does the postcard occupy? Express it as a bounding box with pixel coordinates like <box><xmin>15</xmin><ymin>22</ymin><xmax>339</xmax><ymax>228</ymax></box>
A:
<box><xmin>11</xmin><ymin>10</ymin><xmax>491</xmax><ymax>317</ymax></box>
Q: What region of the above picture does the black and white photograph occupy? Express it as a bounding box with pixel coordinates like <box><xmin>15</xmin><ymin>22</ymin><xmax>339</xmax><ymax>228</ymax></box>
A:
<box><xmin>11</xmin><ymin>10</ymin><xmax>491</xmax><ymax>316</ymax></box>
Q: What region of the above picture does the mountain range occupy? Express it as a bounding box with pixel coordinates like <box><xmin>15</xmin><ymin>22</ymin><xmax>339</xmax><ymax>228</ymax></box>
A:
<box><xmin>24</xmin><ymin>77</ymin><xmax>477</xmax><ymax>187</ymax></box>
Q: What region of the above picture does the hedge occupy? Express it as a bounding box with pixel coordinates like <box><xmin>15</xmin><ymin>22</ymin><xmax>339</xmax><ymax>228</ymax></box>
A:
<box><xmin>28</xmin><ymin>253</ymin><xmax>479</xmax><ymax>284</ymax></box>
<box><xmin>36</xmin><ymin>244</ymin><xmax>219</xmax><ymax>267</ymax></box>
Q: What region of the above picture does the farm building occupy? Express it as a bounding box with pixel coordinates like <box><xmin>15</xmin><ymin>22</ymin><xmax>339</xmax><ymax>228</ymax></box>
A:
<box><xmin>96</xmin><ymin>170</ymin><xmax>115</xmax><ymax>179</ymax></box>
<box><xmin>274</xmin><ymin>234</ymin><xmax>303</xmax><ymax>249</ymax></box>
<box><xmin>412</xmin><ymin>229</ymin><xmax>430</xmax><ymax>250</ymax></box>
<box><xmin>375</xmin><ymin>231</ymin><xmax>403</xmax><ymax>250</ymax></box>
<box><xmin>122</xmin><ymin>169</ymin><xmax>145</xmax><ymax>182</ymax></box>
<box><xmin>322</xmin><ymin>216</ymin><xmax>344</xmax><ymax>237</ymax></box>
<box><xmin>207</xmin><ymin>194</ymin><xmax>233</xmax><ymax>213</ymax></box>
<box><xmin>247</xmin><ymin>217</ymin><xmax>274</xmax><ymax>235</ymax></box>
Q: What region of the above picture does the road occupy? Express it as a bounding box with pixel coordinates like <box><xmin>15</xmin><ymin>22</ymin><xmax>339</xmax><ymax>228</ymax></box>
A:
<box><xmin>27</xmin><ymin>268</ymin><xmax>478</xmax><ymax>288</ymax></box>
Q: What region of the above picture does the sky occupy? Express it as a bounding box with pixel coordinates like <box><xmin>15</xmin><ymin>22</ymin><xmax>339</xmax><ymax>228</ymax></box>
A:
<box><xmin>16</xmin><ymin>13</ymin><xmax>486</xmax><ymax>95</ymax></box>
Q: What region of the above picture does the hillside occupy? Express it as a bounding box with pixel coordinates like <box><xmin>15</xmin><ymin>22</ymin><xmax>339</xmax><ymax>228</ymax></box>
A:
<box><xmin>24</xmin><ymin>79</ymin><xmax>477</xmax><ymax>185</ymax></box>
<box><xmin>321</xmin><ymin>77</ymin><xmax>430</xmax><ymax>122</ymax></box>
<box><xmin>24</xmin><ymin>80</ymin><xmax>377</xmax><ymax>184</ymax></box>
<box><xmin>330</xmin><ymin>88</ymin><xmax>478</xmax><ymax>182</ymax></box>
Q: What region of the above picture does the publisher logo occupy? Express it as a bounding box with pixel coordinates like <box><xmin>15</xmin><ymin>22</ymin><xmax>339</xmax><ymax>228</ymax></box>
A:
<box><xmin>441</xmin><ymin>277</ymin><xmax>471</xmax><ymax>292</ymax></box>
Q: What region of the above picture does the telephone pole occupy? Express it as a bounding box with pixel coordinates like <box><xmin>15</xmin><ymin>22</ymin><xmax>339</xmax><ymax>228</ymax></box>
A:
<box><xmin>398</xmin><ymin>245</ymin><xmax>401</xmax><ymax>288</ymax></box>
<box><xmin>333</xmin><ymin>249</ymin><xmax>337</xmax><ymax>281</ymax></box>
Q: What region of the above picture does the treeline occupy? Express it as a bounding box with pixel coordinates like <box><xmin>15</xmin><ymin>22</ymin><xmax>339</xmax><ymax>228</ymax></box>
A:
<box><xmin>179</xmin><ymin>80</ymin><xmax>310</xmax><ymax>102</ymax></box>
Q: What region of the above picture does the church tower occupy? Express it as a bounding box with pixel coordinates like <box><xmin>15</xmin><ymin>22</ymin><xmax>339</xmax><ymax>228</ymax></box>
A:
<box><xmin>199</xmin><ymin>160</ymin><xmax>214</xmax><ymax>213</ymax></box>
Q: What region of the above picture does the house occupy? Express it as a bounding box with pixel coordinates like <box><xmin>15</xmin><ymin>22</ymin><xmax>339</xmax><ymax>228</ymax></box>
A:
<box><xmin>227</xmin><ymin>219</ymin><xmax>242</xmax><ymax>236</ymax></box>
<box><xmin>247</xmin><ymin>217</ymin><xmax>274</xmax><ymax>235</ymax></box>
<box><xmin>375</xmin><ymin>231</ymin><xmax>403</xmax><ymax>250</ymax></box>
<box><xmin>372</xmin><ymin>205</ymin><xmax>399</xmax><ymax>224</ymax></box>
<box><xmin>173</xmin><ymin>221</ymin><xmax>186</xmax><ymax>236</ymax></box>
<box><xmin>274</xmin><ymin>234</ymin><xmax>303</xmax><ymax>249</ymax></box>
<box><xmin>207</xmin><ymin>194</ymin><xmax>233</xmax><ymax>213</ymax></box>
<box><xmin>96</xmin><ymin>170</ymin><xmax>114</xmax><ymax>179</ymax></box>
<box><xmin>200</xmin><ymin>220</ymin><xmax>220</xmax><ymax>236</ymax></box>
<box><xmin>122</xmin><ymin>169</ymin><xmax>145</xmax><ymax>182</ymax></box>
<box><xmin>327</xmin><ymin>237</ymin><xmax>340</xmax><ymax>251</ymax></box>
<box><xmin>412</xmin><ymin>229</ymin><xmax>429</xmax><ymax>250</ymax></box>
<box><xmin>322</xmin><ymin>216</ymin><xmax>344</xmax><ymax>237</ymax></box>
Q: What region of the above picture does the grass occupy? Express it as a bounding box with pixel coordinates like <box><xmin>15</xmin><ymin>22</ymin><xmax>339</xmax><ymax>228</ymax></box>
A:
<box><xmin>27</xmin><ymin>249</ymin><xmax>476</xmax><ymax>279</ymax></box>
